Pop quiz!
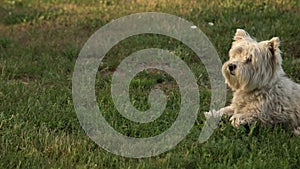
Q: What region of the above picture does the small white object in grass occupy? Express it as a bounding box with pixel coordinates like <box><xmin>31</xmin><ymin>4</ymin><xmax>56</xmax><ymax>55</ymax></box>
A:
<box><xmin>190</xmin><ymin>25</ymin><xmax>197</xmax><ymax>29</ymax></box>
<box><xmin>208</xmin><ymin>22</ymin><xmax>214</xmax><ymax>26</ymax></box>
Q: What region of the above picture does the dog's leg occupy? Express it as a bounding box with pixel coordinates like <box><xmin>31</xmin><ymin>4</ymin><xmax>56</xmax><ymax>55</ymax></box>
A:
<box><xmin>219</xmin><ymin>106</ymin><xmax>234</xmax><ymax>117</ymax></box>
<box><xmin>229</xmin><ymin>112</ymin><xmax>258</xmax><ymax>127</ymax></box>
<box><xmin>204</xmin><ymin>106</ymin><xmax>234</xmax><ymax>119</ymax></box>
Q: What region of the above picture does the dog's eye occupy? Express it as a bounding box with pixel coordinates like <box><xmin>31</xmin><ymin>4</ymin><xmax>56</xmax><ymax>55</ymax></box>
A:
<box><xmin>246</xmin><ymin>55</ymin><xmax>252</xmax><ymax>63</ymax></box>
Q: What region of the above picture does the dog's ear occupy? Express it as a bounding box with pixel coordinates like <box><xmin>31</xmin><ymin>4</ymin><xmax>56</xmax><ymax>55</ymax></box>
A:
<box><xmin>267</xmin><ymin>37</ymin><xmax>280</xmax><ymax>57</ymax></box>
<box><xmin>233</xmin><ymin>29</ymin><xmax>251</xmax><ymax>41</ymax></box>
<box><xmin>267</xmin><ymin>37</ymin><xmax>282</xmax><ymax>69</ymax></box>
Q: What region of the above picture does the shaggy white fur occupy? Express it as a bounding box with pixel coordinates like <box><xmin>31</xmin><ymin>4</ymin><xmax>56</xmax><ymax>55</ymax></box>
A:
<box><xmin>205</xmin><ymin>29</ymin><xmax>300</xmax><ymax>135</ymax></box>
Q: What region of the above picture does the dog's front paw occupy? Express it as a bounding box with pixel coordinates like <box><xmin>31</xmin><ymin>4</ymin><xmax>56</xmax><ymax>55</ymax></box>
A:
<box><xmin>204</xmin><ymin>110</ymin><xmax>214</xmax><ymax>119</ymax></box>
<box><xmin>293</xmin><ymin>127</ymin><xmax>300</xmax><ymax>136</ymax></box>
<box><xmin>229</xmin><ymin>114</ymin><xmax>249</xmax><ymax>127</ymax></box>
<box><xmin>204</xmin><ymin>109</ymin><xmax>223</xmax><ymax>119</ymax></box>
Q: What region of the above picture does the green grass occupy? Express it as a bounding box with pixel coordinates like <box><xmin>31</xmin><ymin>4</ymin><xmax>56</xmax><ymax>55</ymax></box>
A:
<box><xmin>1</xmin><ymin>0</ymin><xmax>300</xmax><ymax>168</ymax></box>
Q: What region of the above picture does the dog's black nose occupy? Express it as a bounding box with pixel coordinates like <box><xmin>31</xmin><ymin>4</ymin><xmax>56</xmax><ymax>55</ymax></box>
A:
<box><xmin>228</xmin><ymin>64</ymin><xmax>237</xmax><ymax>71</ymax></box>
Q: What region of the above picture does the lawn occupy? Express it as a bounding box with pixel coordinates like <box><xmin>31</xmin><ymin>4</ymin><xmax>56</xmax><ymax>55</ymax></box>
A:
<box><xmin>0</xmin><ymin>0</ymin><xmax>300</xmax><ymax>168</ymax></box>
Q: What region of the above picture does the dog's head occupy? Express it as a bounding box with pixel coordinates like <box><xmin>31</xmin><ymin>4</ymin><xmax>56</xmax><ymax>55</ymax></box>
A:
<box><xmin>222</xmin><ymin>29</ymin><xmax>283</xmax><ymax>92</ymax></box>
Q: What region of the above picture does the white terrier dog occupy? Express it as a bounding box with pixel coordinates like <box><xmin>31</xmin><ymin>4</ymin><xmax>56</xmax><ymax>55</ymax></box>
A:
<box><xmin>205</xmin><ymin>29</ymin><xmax>300</xmax><ymax>135</ymax></box>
